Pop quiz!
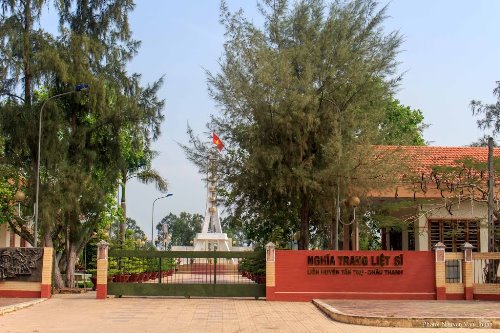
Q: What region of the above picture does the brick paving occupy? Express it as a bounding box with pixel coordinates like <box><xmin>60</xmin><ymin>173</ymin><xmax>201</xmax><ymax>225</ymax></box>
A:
<box><xmin>322</xmin><ymin>300</ymin><xmax>500</xmax><ymax>318</ymax></box>
<box><xmin>0</xmin><ymin>293</ymin><xmax>497</xmax><ymax>332</ymax></box>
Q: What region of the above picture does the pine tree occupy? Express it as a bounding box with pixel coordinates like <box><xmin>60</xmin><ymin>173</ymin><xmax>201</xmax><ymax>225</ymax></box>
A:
<box><xmin>184</xmin><ymin>0</ymin><xmax>404</xmax><ymax>249</ymax></box>
<box><xmin>1</xmin><ymin>0</ymin><xmax>166</xmax><ymax>288</ymax></box>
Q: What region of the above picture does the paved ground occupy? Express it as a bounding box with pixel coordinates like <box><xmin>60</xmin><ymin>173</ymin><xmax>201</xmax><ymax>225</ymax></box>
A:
<box><xmin>315</xmin><ymin>300</ymin><xmax>499</xmax><ymax>329</ymax></box>
<box><xmin>0</xmin><ymin>294</ymin><xmax>498</xmax><ymax>332</ymax></box>
<box><xmin>321</xmin><ymin>300</ymin><xmax>500</xmax><ymax>318</ymax></box>
<box><xmin>0</xmin><ymin>299</ymin><xmax>37</xmax><ymax>308</ymax></box>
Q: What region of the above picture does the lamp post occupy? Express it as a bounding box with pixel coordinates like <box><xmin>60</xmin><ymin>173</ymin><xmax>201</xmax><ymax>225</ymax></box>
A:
<box><xmin>151</xmin><ymin>193</ymin><xmax>173</xmax><ymax>247</ymax></box>
<box><xmin>334</xmin><ymin>195</ymin><xmax>360</xmax><ymax>250</ymax></box>
<box><xmin>34</xmin><ymin>84</ymin><xmax>89</xmax><ymax>247</ymax></box>
<box><xmin>14</xmin><ymin>190</ymin><xmax>35</xmax><ymax>234</ymax></box>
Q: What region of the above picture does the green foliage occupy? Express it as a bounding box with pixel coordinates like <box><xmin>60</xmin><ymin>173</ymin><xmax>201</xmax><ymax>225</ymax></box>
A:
<box><xmin>0</xmin><ymin>130</ymin><xmax>15</xmax><ymax>224</ymax></box>
<box><xmin>0</xmin><ymin>167</ymin><xmax>17</xmax><ymax>225</ymax></box>
<box><xmin>156</xmin><ymin>212</ymin><xmax>203</xmax><ymax>248</ymax></box>
<box><xmin>358</xmin><ymin>216</ymin><xmax>381</xmax><ymax>250</ymax></box>
<box><xmin>238</xmin><ymin>248</ymin><xmax>265</xmax><ymax>276</ymax></box>
<box><xmin>0</xmin><ymin>0</ymin><xmax>165</xmax><ymax>288</ymax></box>
<box><xmin>184</xmin><ymin>0</ymin><xmax>405</xmax><ymax>249</ymax></box>
<box><xmin>377</xmin><ymin>98</ymin><xmax>427</xmax><ymax>146</ymax></box>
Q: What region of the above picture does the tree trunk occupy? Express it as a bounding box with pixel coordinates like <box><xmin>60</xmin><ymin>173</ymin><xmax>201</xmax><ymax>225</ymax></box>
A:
<box><xmin>299</xmin><ymin>189</ymin><xmax>309</xmax><ymax>250</ymax></box>
<box><xmin>43</xmin><ymin>232</ymin><xmax>64</xmax><ymax>288</ymax></box>
<box><xmin>65</xmin><ymin>244</ymin><xmax>77</xmax><ymax>288</ymax></box>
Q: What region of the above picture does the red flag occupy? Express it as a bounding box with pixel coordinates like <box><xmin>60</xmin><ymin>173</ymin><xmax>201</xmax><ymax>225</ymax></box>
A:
<box><xmin>212</xmin><ymin>132</ymin><xmax>224</xmax><ymax>152</ymax></box>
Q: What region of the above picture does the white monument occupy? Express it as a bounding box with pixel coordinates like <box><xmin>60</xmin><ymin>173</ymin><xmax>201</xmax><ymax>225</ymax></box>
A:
<box><xmin>192</xmin><ymin>150</ymin><xmax>233</xmax><ymax>251</ymax></box>
<box><xmin>171</xmin><ymin>136</ymin><xmax>249</xmax><ymax>252</ymax></box>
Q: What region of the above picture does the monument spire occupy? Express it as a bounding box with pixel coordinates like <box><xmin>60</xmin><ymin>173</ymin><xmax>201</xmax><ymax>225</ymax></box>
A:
<box><xmin>192</xmin><ymin>134</ymin><xmax>232</xmax><ymax>251</ymax></box>
<box><xmin>201</xmin><ymin>148</ymin><xmax>223</xmax><ymax>234</ymax></box>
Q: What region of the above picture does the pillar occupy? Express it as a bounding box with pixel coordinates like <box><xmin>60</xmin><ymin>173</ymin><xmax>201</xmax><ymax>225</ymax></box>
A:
<box><xmin>462</xmin><ymin>242</ymin><xmax>474</xmax><ymax>300</ymax></box>
<box><xmin>40</xmin><ymin>247</ymin><xmax>53</xmax><ymax>298</ymax></box>
<box><xmin>381</xmin><ymin>228</ymin><xmax>387</xmax><ymax>250</ymax></box>
<box><xmin>351</xmin><ymin>219</ymin><xmax>359</xmax><ymax>251</ymax></box>
<box><xmin>96</xmin><ymin>240</ymin><xmax>109</xmax><ymax>300</ymax></box>
<box><xmin>265</xmin><ymin>242</ymin><xmax>276</xmax><ymax>301</ymax></box>
<box><xmin>343</xmin><ymin>224</ymin><xmax>350</xmax><ymax>250</ymax></box>
<box><xmin>434</xmin><ymin>242</ymin><xmax>446</xmax><ymax>300</ymax></box>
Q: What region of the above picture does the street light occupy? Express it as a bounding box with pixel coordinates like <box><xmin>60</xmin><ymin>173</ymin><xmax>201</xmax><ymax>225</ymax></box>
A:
<box><xmin>34</xmin><ymin>84</ymin><xmax>89</xmax><ymax>247</ymax></box>
<box><xmin>334</xmin><ymin>195</ymin><xmax>360</xmax><ymax>250</ymax></box>
<box><xmin>151</xmin><ymin>193</ymin><xmax>173</xmax><ymax>247</ymax></box>
<box><xmin>14</xmin><ymin>190</ymin><xmax>35</xmax><ymax>232</ymax></box>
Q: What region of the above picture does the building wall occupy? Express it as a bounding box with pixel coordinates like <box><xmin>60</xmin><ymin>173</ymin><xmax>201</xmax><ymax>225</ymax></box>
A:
<box><xmin>0</xmin><ymin>223</ymin><xmax>30</xmax><ymax>248</ymax></box>
<box><xmin>416</xmin><ymin>201</ymin><xmax>488</xmax><ymax>252</ymax></box>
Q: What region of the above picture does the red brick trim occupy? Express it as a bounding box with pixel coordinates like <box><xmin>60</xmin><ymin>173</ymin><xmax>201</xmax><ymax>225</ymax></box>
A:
<box><xmin>40</xmin><ymin>284</ymin><xmax>51</xmax><ymax>298</ymax></box>
<box><xmin>266</xmin><ymin>287</ymin><xmax>276</xmax><ymax>301</ymax></box>
<box><xmin>96</xmin><ymin>284</ymin><xmax>107</xmax><ymax>299</ymax></box>
<box><xmin>474</xmin><ymin>294</ymin><xmax>500</xmax><ymax>301</ymax></box>
<box><xmin>465</xmin><ymin>287</ymin><xmax>473</xmax><ymax>300</ymax></box>
<box><xmin>0</xmin><ymin>290</ymin><xmax>41</xmax><ymax>298</ymax></box>
<box><xmin>436</xmin><ymin>287</ymin><xmax>446</xmax><ymax>300</ymax></box>
<box><xmin>445</xmin><ymin>293</ymin><xmax>465</xmax><ymax>300</ymax></box>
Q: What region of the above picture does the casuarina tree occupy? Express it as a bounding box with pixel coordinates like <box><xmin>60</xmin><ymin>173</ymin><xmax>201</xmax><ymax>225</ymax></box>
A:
<box><xmin>184</xmin><ymin>0</ymin><xmax>404</xmax><ymax>249</ymax></box>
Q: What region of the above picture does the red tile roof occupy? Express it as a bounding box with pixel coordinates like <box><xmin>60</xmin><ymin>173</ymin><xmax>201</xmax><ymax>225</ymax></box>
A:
<box><xmin>376</xmin><ymin>145</ymin><xmax>500</xmax><ymax>174</ymax></box>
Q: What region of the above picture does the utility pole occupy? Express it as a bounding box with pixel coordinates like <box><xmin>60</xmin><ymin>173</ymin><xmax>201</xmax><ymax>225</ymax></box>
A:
<box><xmin>334</xmin><ymin>183</ymin><xmax>340</xmax><ymax>250</ymax></box>
<box><xmin>487</xmin><ymin>136</ymin><xmax>495</xmax><ymax>253</ymax></box>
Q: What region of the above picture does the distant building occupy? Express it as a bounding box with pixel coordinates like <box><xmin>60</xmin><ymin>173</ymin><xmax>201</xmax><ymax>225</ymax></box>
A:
<box><xmin>369</xmin><ymin>146</ymin><xmax>500</xmax><ymax>253</ymax></box>
<box><xmin>0</xmin><ymin>224</ymin><xmax>30</xmax><ymax>248</ymax></box>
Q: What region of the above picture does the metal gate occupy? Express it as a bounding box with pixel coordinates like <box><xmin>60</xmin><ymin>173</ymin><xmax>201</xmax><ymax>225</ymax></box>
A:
<box><xmin>107</xmin><ymin>249</ymin><xmax>266</xmax><ymax>298</ymax></box>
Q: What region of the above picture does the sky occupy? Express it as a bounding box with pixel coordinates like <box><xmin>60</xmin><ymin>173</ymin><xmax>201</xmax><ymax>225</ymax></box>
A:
<box><xmin>44</xmin><ymin>1</ymin><xmax>500</xmax><ymax>239</ymax></box>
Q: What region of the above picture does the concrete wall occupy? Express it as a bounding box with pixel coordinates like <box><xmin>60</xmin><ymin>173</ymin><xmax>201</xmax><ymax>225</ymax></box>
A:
<box><xmin>268</xmin><ymin>250</ymin><xmax>435</xmax><ymax>301</ymax></box>
<box><xmin>0</xmin><ymin>247</ymin><xmax>52</xmax><ymax>298</ymax></box>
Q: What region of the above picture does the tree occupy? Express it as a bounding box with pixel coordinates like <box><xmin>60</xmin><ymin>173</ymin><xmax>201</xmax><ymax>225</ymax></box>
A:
<box><xmin>0</xmin><ymin>0</ymin><xmax>50</xmax><ymax>106</ymax></box>
<box><xmin>0</xmin><ymin>0</ymin><xmax>61</xmax><ymax>243</ymax></box>
<box><xmin>471</xmin><ymin>81</ymin><xmax>500</xmax><ymax>255</ymax></box>
<box><xmin>470</xmin><ymin>135</ymin><xmax>497</xmax><ymax>147</ymax></box>
<box><xmin>1</xmin><ymin>0</ymin><xmax>165</xmax><ymax>288</ymax></box>
<box><xmin>110</xmin><ymin>217</ymin><xmax>147</xmax><ymax>244</ymax></box>
<box><xmin>117</xmin><ymin>77</ymin><xmax>167</xmax><ymax>246</ymax></box>
<box><xmin>156</xmin><ymin>212</ymin><xmax>203</xmax><ymax>248</ymax></box>
<box><xmin>377</xmin><ymin>98</ymin><xmax>427</xmax><ymax>146</ymax></box>
<box><xmin>184</xmin><ymin>0</ymin><xmax>403</xmax><ymax>249</ymax></box>
<box><xmin>471</xmin><ymin>81</ymin><xmax>500</xmax><ymax>135</ymax></box>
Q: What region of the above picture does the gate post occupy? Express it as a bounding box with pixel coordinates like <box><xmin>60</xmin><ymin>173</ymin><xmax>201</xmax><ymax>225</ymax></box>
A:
<box><xmin>96</xmin><ymin>240</ymin><xmax>109</xmax><ymax>300</ymax></box>
<box><xmin>461</xmin><ymin>242</ymin><xmax>474</xmax><ymax>300</ymax></box>
<box><xmin>433</xmin><ymin>242</ymin><xmax>446</xmax><ymax>300</ymax></box>
<box><xmin>41</xmin><ymin>247</ymin><xmax>53</xmax><ymax>298</ymax></box>
<box><xmin>265</xmin><ymin>242</ymin><xmax>276</xmax><ymax>301</ymax></box>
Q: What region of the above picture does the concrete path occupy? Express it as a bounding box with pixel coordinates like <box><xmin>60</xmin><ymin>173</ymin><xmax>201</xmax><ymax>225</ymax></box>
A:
<box><xmin>0</xmin><ymin>293</ymin><xmax>496</xmax><ymax>333</ymax></box>
<box><xmin>314</xmin><ymin>300</ymin><xmax>500</xmax><ymax>330</ymax></box>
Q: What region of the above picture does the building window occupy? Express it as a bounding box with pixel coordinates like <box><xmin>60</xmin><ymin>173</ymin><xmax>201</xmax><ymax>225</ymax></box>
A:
<box><xmin>429</xmin><ymin>219</ymin><xmax>479</xmax><ymax>252</ymax></box>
